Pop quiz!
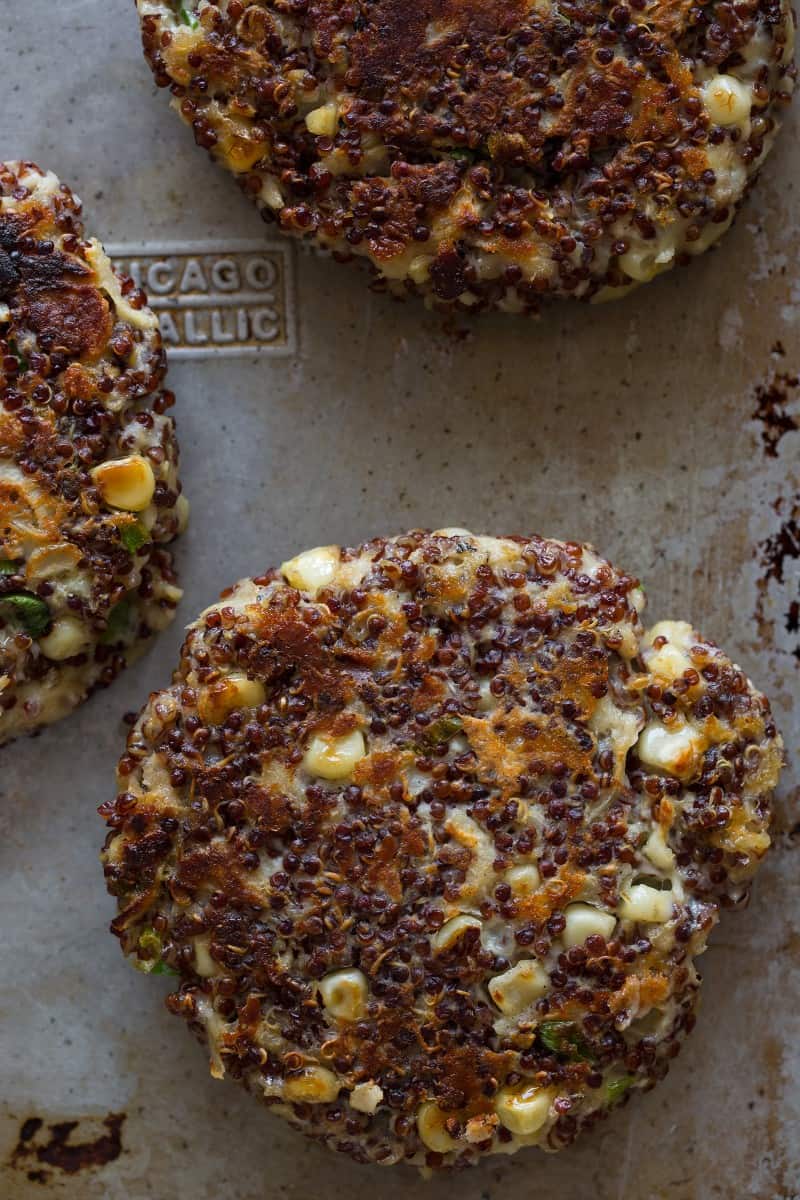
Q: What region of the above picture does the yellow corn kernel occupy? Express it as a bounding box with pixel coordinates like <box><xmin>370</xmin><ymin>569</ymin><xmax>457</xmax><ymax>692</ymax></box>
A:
<box><xmin>38</xmin><ymin>615</ymin><xmax>90</xmax><ymax>661</ymax></box>
<box><xmin>643</xmin><ymin>826</ymin><xmax>675</xmax><ymax>871</ymax></box>
<box><xmin>619</xmin><ymin>245</ymin><xmax>674</xmax><ymax>283</ymax></box>
<box><xmin>494</xmin><ymin>1083</ymin><xmax>554</xmax><ymax>1136</ymax></box>
<box><xmin>643</xmin><ymin>621</ymin><xmax>696</xmax><ymax>687</ymax></box>
<box><xmin>197</xmin><ymin>673</ymin><xmax>266</xmax><ymax>725</ymax></box>
<box><xmin>643</xmin><ymin>618</ymin><xmax>693</xmax><ymax>650</ymax></box>
<box><xmin>703</xmin><ymin>74</ymin><xmax>752</xmax><ymax>126</ymax></box>
<box><xmin>417</xmin><ymin>1101</ymin><xmax>459</xmax><ymax>1153</ymax></box>
<box><xmin>305</xmin><ymin>103</ymin><xmax>339</xmax><ymax>136</ymax></box>
<box><xmin>318</xmin><ymin>968</ymin><xmax>368</xmax><ymax>1021</ymax></box>
<box><xmin>505</xmin><ymin>864</ymin><xmax>541</xmax><ymax>896</ymax></box>
<box><xmin>283</xmin><ymin>1066</ymin><xmax>341</xmax><ymax>1104</ymax></box>
<box><xmin>262</xmin><ymin>178</ymin><xmax>284</xmax><ymax>210</ymax></box>
<box><xmin>562</xmin><ymin>903</ymin><xmax>616</xmax><ymax>948</ymax></box>
<box><xmin>92</xmin><ymin>455</ymin><xmax>156</xmax><ymax>512</ymax></box>
<box><xmin>222</xmin><ymin>130</ymin><xmax>267</xmax><ymax>170</ymax></box>
<box><xmin>349</xmin><ymin>1081</ymin><xmax>383</xmax><ymax>1114</ymax></box>
<box><xmin>488</xmin><ymin>959</ymin><xmax>548</xmax><ymax>1015</ymax></box>
<box><xmin>618</xmin><ymin>884</ymin><xmax>673</xmax><ymax>924</ymax></box>
<box><xmin>281</xmin><ymin>545</ymin><xmax>339</xmax><ymax>593</ymax></box>
<box><xmin>303</xmin><ymin>729</ymin><xmax>366</xmax><ymax>780</ymax></box>
<box><xmin>636</xmin><ymin>721</ymin><xmax>703</xmax><ymax>779</ymax></box>
<box><xmin>430</xmin><ymin>913</ymin><xmax>482</xmax><ymax>954</ymax></box>
<box><xmin>647</xmin><ymin>641</ymin><xmax>694</xmax><ymax>682</ymax></box>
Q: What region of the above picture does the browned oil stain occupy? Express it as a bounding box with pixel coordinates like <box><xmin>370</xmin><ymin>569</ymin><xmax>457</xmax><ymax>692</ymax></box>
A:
<box><xmin>759</xmin><ymin>505</ymin><xmax>800</xmax><ymax>589</ymax></box>
<box><xmin>750</xmin><ymin>363</ymin><xmax>800</xmax><ymax>665</ymax></box>
<box><xmin>8</xmin><ymin>1112</ymin><xmax>125</xmax><ymax>1182</ymax></box>
<box><xmin>754</xmin><ymin>496</ymin><xmax>800</xmax><ymax>663</ymax></box>
<box><xmin>751</xmin><ymin>372</ymin><xmax>799</xmax><ymax>458</ymax></box>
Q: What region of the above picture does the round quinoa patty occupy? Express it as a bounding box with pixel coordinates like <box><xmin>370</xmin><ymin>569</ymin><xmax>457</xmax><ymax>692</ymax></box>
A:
<box><xmin>138</xmin><ymin>0</ymin><xmax>794</xmax><ymax>310</ymax></box>
<box><xmin>0</xmin><ymin>162</ymin><xmax>188</xmax><ymax>746</ymax></box>
<box><xmin>102</xmin><ymin>529</ymin><xmax>781</xmax><ymax>1168</ymax></box>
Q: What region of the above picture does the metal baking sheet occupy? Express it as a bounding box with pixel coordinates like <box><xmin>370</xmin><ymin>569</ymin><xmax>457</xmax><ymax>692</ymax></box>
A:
<box><xmin>1</xmin><ymin>1</ymin><xmax>798</xmax><ymax>1197</ymax></box>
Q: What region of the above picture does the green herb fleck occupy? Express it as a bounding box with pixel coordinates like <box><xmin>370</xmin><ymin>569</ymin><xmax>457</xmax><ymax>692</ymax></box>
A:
<box><xmin>119</xmin><ymin>520</ymin><xmax>150</xmax><ymax>555</ymax></box>
<box><xmin>538</xmin><ymin>1020</ymin><xmax>593</xmax><ymax>1062</ymax></box>
<box><xmin>0</xmin><ymin>592</ymin><xmax>51</xmax><ymax>637</ymax></box>
<box><xmin>101</xmin><ymin>595</ymin><xmax>134</xmax><ymax>644</ymax></box>
<box><xmin>448</xmin><ymin>148</ymin><xmax>478</xmax><ymax>164</ymax></box>
<box><xmin>150</xmin><ymin>960</ymin><xmax>180</xmax><ymax>977</ymax></box>
<box><xmin>139</xmin><ymin>928</ymin><xmax>162</xmax><ymax>958</ymax></box>
<box><xmin>135</xmin><ymin>927</ymin><xmax>178</xmax><ymax>976</ymax></box>
<box><xmin>7</xmin><ymin>340</ymin><xmax>28</xmax><ymax>373</ymax></box>
<box><xmin>0</xmin><ymin>559</ymin><xmax>19</xmax><ymax>575</ymax></box>
<box><xmin>416</xmin><ymin>715</ymin><xmax>463</xmax><ymax>751</ymax></box>
<box><xmin>173</xmin><ymin>2</ymin><xmax>199</xmax><ymax>26</ymax></box>
<box><xmin>606</xmin><ymin>1075</ymin><xmax>635</xmax><ymax>1104</ymax></box>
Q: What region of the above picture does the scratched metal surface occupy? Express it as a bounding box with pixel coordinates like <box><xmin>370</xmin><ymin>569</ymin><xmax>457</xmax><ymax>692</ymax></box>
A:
<box><xmin>1</xmin><ymin>1</ymin><xmax>798</xmax><ymax>1197</ymax></box>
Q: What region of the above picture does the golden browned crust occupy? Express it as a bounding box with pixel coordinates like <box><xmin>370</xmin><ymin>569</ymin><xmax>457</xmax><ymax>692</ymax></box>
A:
<box><xmin>0</xmin><ymin>162</ymin><xmax>188</xmax><ymax>745</ymax></box>
<box><xmin>137</xmin><ymin>0</ymin><xmax>795</xmax><ymax>309</ymax></box>
<box><xmin>102</xmin><ymin>531</ymin><xmax>781</xmax><ymax>1168</ymax></box>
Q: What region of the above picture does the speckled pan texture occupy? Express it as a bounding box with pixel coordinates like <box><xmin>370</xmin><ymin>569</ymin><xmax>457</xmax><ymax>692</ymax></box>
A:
<box><xmin>1</xmin><ymin>2</ymin><xmax>799</xmax><ymax>1199</ymax></box>
<box><xmin>101</xmin><ymin>530</ymin><xmax>782</xmax><ymax>1170</ymax></box>
<box><xmin>0</xmin><ymin>162</ymin><xmax>187</xmax><ymax>745</ymax></box>
<box><xmin>139</xmin><ymin>0</ymin><xmax>794</xmax><ymax>310</ymax></box>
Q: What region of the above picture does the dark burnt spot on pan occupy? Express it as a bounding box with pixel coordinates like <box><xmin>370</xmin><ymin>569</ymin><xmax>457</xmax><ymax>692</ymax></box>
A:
<box><xmin>8</xmin><ymin>1112</ymin><xmax>126</xmax><ymax>1181</ymax></box>
<box><xmin>758</xmin><ymin>507</ymin><xmax>800</xmax><ymax>589</ymax></box>
<box><xmin>751</xmin><ymin>372</ymin><xmax>799</xmax><ymax>458</ymax></box>
<box><xmin>754</xmin><ymin>498</ymin><xmax>800</xmax><ymax>663</ymax></box>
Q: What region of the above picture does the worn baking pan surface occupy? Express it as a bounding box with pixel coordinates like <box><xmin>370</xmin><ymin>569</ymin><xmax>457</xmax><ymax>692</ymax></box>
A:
<box><xmin>1</xmin><ymin>1</ymin><xmax>798</xmax><ymax>1197</ymax></box>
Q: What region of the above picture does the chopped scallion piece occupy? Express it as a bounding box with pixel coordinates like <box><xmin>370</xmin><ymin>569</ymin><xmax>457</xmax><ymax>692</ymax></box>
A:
<box><xmin>135</xmin><ymin>927</ymin><xmax>178</xmax><ymax>975</ymax></box>
<box><xmin>173</xmin><ymin>2</ymin><xmax>199</xmax><ymax>26</ymax></box>
<box><xmin>538</xmin><ymin>1020</ymin><xmax>593</xmax><ymax>1061</ymax></box>
<box><xmin>119</xmin><ymin>520</ymin><xmax>150</xmax><ymax>555</ymax></box>
<box><xmin>150</xmin><ymin>960</ymin><xmax>180</xmax><ymax>977</ymax></box>
<box><xmin>0</xmin><ymin>592</ymin><xmax>51</xmax><ymax>637</ymax></box>
<box><xmin>101</xmin><ymin>595</ymin><xmax>134</xmax><ymax>644</ymax></box>
<box><xmin>606</xmin><ymin>1075</ymin><xmax>635</xmax><ymax>1104</ymax></box>
<box><xmin>417</xmin><ymin>715</ymin><xmax>463</xmax><ymax>750</ymax></box>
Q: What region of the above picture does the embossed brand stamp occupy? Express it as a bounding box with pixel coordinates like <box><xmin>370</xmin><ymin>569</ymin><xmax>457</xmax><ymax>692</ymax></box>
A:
<box><xmin>108</xmin><ymin>240</ymin><xmax>296</xmax><ymax>359</ymax></box>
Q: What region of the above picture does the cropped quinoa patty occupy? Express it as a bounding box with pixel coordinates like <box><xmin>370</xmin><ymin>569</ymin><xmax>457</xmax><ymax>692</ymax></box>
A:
<box><xmin>102</xmin><ymin>530</ymin><xmax>781</xmax><ymax>1169</ymax></box>
<box><xmin>0</xmin><ymin>162</ymin><xmax>188</xmax><ymax>746</ymax></box>
<box><xmin>138</xmin><ymin>0</ymin><xmax>794</xmax><ymax>310</ymax></box>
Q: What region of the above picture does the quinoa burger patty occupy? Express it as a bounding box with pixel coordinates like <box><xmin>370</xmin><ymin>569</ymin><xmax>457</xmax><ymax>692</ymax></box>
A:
<box><xmin>102</xmin><ymin>529</ymin><xmax>781</xmax><ymax>1168</ymax></box>
<box><xmin>0</xmin><ymin>162</ymin><xmax>188</xmax><ymax>746</ymax></box>
<box><xmin>138</xmin><ymin>0</ymin><xmax>794</xmax><ymax>310</ymax></box>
